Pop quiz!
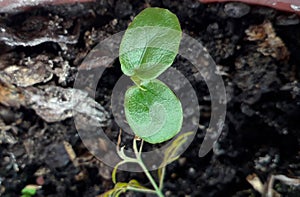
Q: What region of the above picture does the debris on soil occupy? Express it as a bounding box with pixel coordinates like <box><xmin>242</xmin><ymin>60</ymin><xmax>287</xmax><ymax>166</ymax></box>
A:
<box><xmin>0</xmin><ymin>129</ymin><xmax>17</xmax><ymax>144</ymax></box>
<box><xmin>246</xmin><ymin>174</ymin><xmax>267</xmax><ymax>195</ymax></box>
<box><xmin>0</xmin><ymin>77</ymin><xmax>25</xmax><ymax>107</ymax></box>
<box><xmin>44</xmin><ymin>142</ymin><xmax>73</xmax><ymax>168</ymax></box>
<box><xmin>247</xmin><ymin>174</ymin><xmax>300</xmax><ymax>197</ymax></box>
<box><xmin>224</xmin><ymin>2</ymin><xmax>250</xmax><ymax>18</ymax></box>
<box><xmin>245</xmin><ymin>21</ymin><xmax>290</xmax><ymax>60</ymax></box>
<box><xmin>78</xmin><ymin>29</ymin><xmax>117</xmax><ymax>70</ymax></box>
<box><xmin>254</xmin><ymin>151</ymin><xmax>280</xmax><ymax>172</ymax></box>
<box><xmin>24</xmin><ymin>86</ymin><xmax>110</xmax><ymax>123</ymax></box>
<box><xmin>63</xmin><ymin>140</ymin><xmax>79</xmax><ymax>167</ymax></box>
<box><xmin>0</xmin><ymin>0</ymin><xmax>94</xmax><ymax>13</ymax></box>
<box><xmin>0</xmin><ymin>106</ymin><xmax>22</xmax><ymax>144</ymax></box>
<box><xmin>199</xmin><ymin>0</ymin><xmax>300</xmax><ymax>15</ymax></box>
<box><xmin>52</xmin><ymin>58</ymin><xmax>76</xmax><ymax>85</ymax></box>
<box><xmin>1</xmin><ymin>56</ymin><xmax>53</xmax><ymax>87</ymax></box>
<box><xmin>0</xmin><ymin>15</ymin><xmax>80</xmax><ymax>47</ymax></box>
<box><xmin>247</xmin><ymin>174</ymin><xmax>281</xmax><ymax>197</ymax></box>
<box><xmin>276</xmin><ymin>14</ymin><xmax>300</xmax><ymax>26</ymax></box>
<box><xmin>234</xmin><ymin>52</ymin><xmax>279</xmax><ymax>104</ymax></box>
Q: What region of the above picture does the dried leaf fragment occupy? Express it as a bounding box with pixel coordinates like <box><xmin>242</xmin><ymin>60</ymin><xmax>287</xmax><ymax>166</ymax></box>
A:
<box><xmin>0</xmin><ymin>55</ymin><xmax>56</xmax><ymax>87</ymax></box>
<box><xmin>63</xmin><ymin>141</ymin><xmax>78</xmax><ymax>167</ymax></box>
<box><xmin>0</xmin><ymin>78</ymin><xmax>24</xmax><ymax>107</ymax></box>
<box><xmin>2</xmin><ymin>64</ymin><xmax>53</xmax><ymax>87</ymax></box>
<box><xmin>0</xmin><ymin>129</ymin><xmax>17</xmax><ymax>144</ymax></box>
<box><xmin>245</xmin><ymin>21</ymin><xmax>289</xmax><ymax>60</ymax></box>
<box><xmin>247</xmin><ymin>173</ymin><xmax>300</xmax><ymax>197</ymax></box>
<box><xmin>25</xmin><ymin>86</ymin><xmax>110</xmax><ymax>124</ymax></box>
<box><xmin>246</xmin><ymin>173</ymin><xmax>265</xmax><ymax>194</ymax></box>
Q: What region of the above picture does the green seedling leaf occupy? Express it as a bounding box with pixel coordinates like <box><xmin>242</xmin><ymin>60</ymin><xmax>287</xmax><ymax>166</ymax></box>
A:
<box><xmin>127</xmin><ymin>179</ymin><xmax>150</xmax><ymax>190</ymax></box>
<box><xmin>162</xmin><ymin>131</ymin><xmax>194</xmax><ymax>165</ymax></box>
<box><xmin>124</xmin><ymin>79</ymin><xmax>183</xmax><ymax>144</ymax></box>
<box><xmin>158</xmin><ymin>131</ymin><xmax>194</xmax><ymax>181</ymax></box>
<box><xmin>21</xmin><ymin>185</ymin><xmax>40</xmax><ymax>197</ymax></box>
<box><xmin>100</xmin><ymin>180</ymin><xmax>152</xmax><ymax>197</ymax></box>
<box><xmin>119</xmin><ymin>7</ymin><xmax>182</xmax><ymax>81</ymax></box>
<box><xmin>101</xmin><ymin>182</ymin><xmax>127</xmax><ymax>197</ymax></box>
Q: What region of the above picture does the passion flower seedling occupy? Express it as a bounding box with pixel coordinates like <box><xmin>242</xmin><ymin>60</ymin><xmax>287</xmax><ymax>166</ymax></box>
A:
<box><xmin>102</xmin><ymin>8</ymin><xmax>187</xmax><ymax>197</ymax></box>
<box><xmin>120</xmin><ymin>7</ymin><xmax>183</xmax><ymax>144</ymax></box>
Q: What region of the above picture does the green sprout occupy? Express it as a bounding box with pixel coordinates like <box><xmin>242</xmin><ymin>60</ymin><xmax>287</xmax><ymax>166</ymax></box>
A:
<box><xmin>101</xmin><ymin>131</ymin><xmax>193</xmax><ymax>197</ymax></box>
<box><xmin>21</xmin><ymin>185</ymin><xmax>40</xmax><ymax>197</ymax></box>
<box><xmin>101</xmin><ymin>7</ymin><xmax>189</xmax><ymax>197</ymax></box>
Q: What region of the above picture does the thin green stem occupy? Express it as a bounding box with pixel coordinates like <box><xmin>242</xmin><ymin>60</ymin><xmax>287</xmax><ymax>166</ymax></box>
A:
<box><xmin>126</xmin><ymin>187</ymin><xmax>156</xmax><ymax>194</ymax></box>
<box><xmin>116</xmin><ymin>137</ymin><xmax>165</xmax><ymax>197</ymax></box>
<box><xmin>138</xmin><ymin>140</ymin><xmax>144</xmax><ymax>155</ymax></box>
<box><xmin>132</xmin><ymin>138</ymin><xmax>164</xmax><ymax>197</ymax></box>
<box><xmin>159</xmin><ymin>166</ymin><xmax>166</xmax><ymax>190</ymax></box>
<box><xmin>130</xmin><ymin>76</ymin><xmax>146</xmax><ymax>91</ymax></box>
<box><xmin>137</xmin><ymin>160</ymin><xmax>164</xmax><ymax>197</ymax></box>
<box><xmin>133</xmin><ymin>138</ymin><xmax>139</xmax><ymax>156</ymax></box>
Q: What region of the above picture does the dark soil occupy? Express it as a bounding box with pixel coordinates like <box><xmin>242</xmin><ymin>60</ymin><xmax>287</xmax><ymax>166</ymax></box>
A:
<box><xmin>0</xmin><ymin>0</ymin><xmax>300</xmax><ymax>197</ymax></box>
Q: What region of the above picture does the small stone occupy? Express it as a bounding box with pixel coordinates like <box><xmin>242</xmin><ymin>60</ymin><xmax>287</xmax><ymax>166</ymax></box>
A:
<box><xmin>45</xmin><ymin>143</ymin><xmax>70</xmax><ymax>168</ymax></box>
<box><xmin>291</xmin><ymin>4</ymin><xmax>300</xmax><ymax>11</ymax></box>
<box><xmin>36</xmin><ymin>176</ymin><xmax>44</xmax><ymax>186</ymax></box>
<box><xmin>241</xmin><ymin>103</ymin><xmax>255</xmax><ymax>116</ymax></box>
<box><xmin>178</xmin><ymin>157</ymin><xmax>186</xmax><ymax>166</ymax></box>
<box><xmin>99</xmin><ymin>164</ymin><xmax>112</xmax><ymax>180</ymax></box>
<box><xmin>276</xmin><ymin>14</ymin><xmax>300</xmax><ymax>26</ymax></box>
<box><xmin>207</xmin><ymin>22</ymin><xmax>219</xmax><ymax>34</ymax></box>
<box><xmin>171</xmin><ymin>173</ymin><xmax>177</xmax><ymax>179</ymax></box>
<box><xmin>3</xmin><ymin>156</ymin><xmax>10</xmax><ymax>163</ymax></box>
<box><xmin>224</xmin><ymin>3</ymin><xmax>250</xmax><ymax>18</ymax></box>
<box><xmin>114</xmin><ymin>0</ymin><xmax>132</xmax><ymax>18</ymax></box>
<box><xmin>188</xmin><ymin>167</ymin><xmax>196</xmax><ymax>177</ymax></box>
<box><xmin>165</xmin><ymin>191</ymin><xmax>172</xmax><ymax>196</ymax></box>
<box><xmin>0</xmin><ymin>185</ymin><xmax>5</xmax><ymax>194</ymax></box>
<box><xmin>74</xmin><ymin>171</ymin><xmax>87</xmax><ymax>181</ymax></box>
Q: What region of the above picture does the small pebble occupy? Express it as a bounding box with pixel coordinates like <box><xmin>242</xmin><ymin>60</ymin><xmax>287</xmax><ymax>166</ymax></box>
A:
<box><xmin>224</xmin><ymin>2</ymin><xmax>250</xmax><ymax>18</ymax></box>
<box><xmin>178</xmin><ymin>157</ymin><xmax>186</xmax><ymax>166</ymax></box>
<box><xmin>188</xmin><ymin>167</ymin><xmax>196</xmax><ymax>177</ymax></box>
<box><xmin>240</xmin><ymin>103</ymin><xmax>255</xmax><ymax>116</ymax></box>
<box><xmin>291</xmin><ymin>4</ymin><xmax>300</xmax><ymax>11</ymax></box>
<box><xmin>276</xmin><ymin>14</ymin><xmax>300</xmax><ymax>26</ymax></box>
<box><xmin>165</xmin><ymin>191</ymin><xmax>172</xmax><ymax>196</ymax></box>
<box><xmin>36</xmin><ymin>176</ymin><xmax>45</xmax><ymax>186</ymax></box>
<box><xmin>3</xmin><ymin>156</ymin><xmax>10</xmax><ymax>163</ymax></box>
<box><xmin>171</xmin><ymin>173</ymin><xmax>177</xmax><ymax>179</ymax></box>
<box><xmin>0</xmin><ymin>186</ymin><xmax>5</xmax><ymax>194</ymax></box>
<box><xmin>114</xmin><ymin>0</ymin><xmax>132</xmax><ymax>18</ymax></box>
<box><xmin>45</xmin><ymin>143</ymin><xmax>70</xmax><ymax>168</ymax></box>
<box><xmin>206</xmin><ymin>22</ymin><xmax>219</xmax><ymax>34</ymax></box>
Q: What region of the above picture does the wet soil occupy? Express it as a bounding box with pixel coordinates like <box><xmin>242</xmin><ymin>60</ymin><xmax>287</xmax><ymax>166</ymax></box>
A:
<box><xmin>0</xmin><ymin>0</ymin><xmax>300</xmax><ymax>197</ymax></box>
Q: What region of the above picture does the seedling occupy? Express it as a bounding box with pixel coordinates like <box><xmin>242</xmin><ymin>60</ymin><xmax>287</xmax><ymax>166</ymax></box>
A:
<box><xmin>21</xmin><ymin>185</ymin><xmax>41</xmax><ymax>197</ymax></box>
<box><xmin>101</xmin><ymin>7</ymin><xmax>190</xmax><ymax>197</ymax></box>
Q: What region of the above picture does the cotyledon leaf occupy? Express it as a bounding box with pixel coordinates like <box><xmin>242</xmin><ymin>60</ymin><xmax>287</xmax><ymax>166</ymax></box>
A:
<box><xmin>124</xmin><ymin>79</ymin><xmax>183</xmax><ymax>144</ymax></box>
<box><xmin>119</xmin><ymin>7</ymin><xmax>182</xmax><ymax>81</ymax></box>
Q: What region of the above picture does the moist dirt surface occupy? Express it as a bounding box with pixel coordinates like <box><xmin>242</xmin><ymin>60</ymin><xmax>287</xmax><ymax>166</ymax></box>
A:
<box><xmin>0</xmin><ymin>0</ymin><xmax>300</xmax><ymax>197</ymax></box>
